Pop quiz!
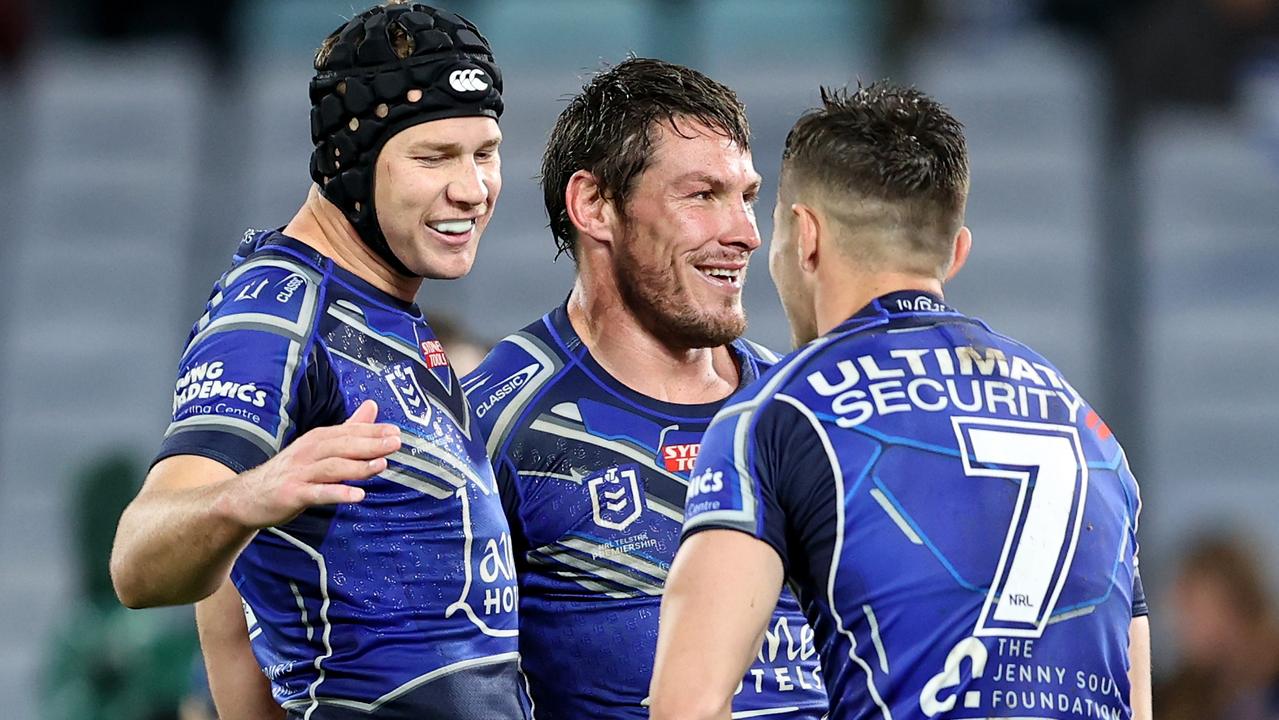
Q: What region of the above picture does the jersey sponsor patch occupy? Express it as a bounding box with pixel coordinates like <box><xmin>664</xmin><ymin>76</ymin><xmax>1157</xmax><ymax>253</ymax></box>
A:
<box><xmin>446</xmin><ymin>483</ymin><xmax>521</xmax><ymax>635</ymax></box>
<box><xmin>658</xmin><ymin>430</ymin><xmax>701</xmax><ymax>473</ymax></box>
<box><xmin>217</xmin><ymin>262</ymin><xmax>315</xmax><ymax>327</ymax></box>
<box><xmin>473</xmin><ymin>362</ymin><xmax>541</xmax><ymax>419</ymax></box>
<box><xmin>421</xmin><ymin>339</ymin><xmax>449</xmax><ymax>369</ymax></box>
<box><xmin>173</xmin><ymin>360</ymin><xmax>270</xmax><ymax>413</ymax></box>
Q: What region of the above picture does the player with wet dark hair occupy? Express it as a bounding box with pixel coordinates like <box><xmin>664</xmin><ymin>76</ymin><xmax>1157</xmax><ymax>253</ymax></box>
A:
<box><xmin>652</xmin><ymin>82</ymin><xmax>1152</xmax><ymax>720</ymax></box>
<box><xmin>465</xmin><ymin>58</ymin><xmax>827</xmax><ymax>719</ymax></box>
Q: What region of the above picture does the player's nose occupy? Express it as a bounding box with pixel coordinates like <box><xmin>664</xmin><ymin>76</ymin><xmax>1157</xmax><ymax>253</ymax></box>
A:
<box><xmin>721</xmin><ymin>196</ymin><xmax>761</xmax><ymax>252</ymax></box>
<box><xmin>447</xmin><ymin>161</ymin><xmax>489</xmax><ymax>207</ymax></box>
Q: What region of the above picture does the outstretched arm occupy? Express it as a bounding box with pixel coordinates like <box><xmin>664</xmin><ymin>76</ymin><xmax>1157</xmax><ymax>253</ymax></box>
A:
<box><xmin>649</xmin><ymin>529</ymin><xmax>785</xmax><ymax>720</ymax></box>
<box><xmin>111</xmin><ymin>400</ymin><xmax>399</xmax><ymax>607</ymax></box>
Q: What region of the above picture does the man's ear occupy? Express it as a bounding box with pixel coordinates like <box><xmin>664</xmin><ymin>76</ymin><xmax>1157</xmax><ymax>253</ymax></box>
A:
<box><xmin>565</xmin><ymin>170</ymin><xmax>618</xmax><ymax>246</ymax></box>
<box><xmin>945</xmin><ymin>226</ymin><xmax>972</xmax><ymax>282</ymax></box>
<box><xmin>792</xmin><ymin>202</ymin><xmax>822</xmax><ymax>275</ymax></box>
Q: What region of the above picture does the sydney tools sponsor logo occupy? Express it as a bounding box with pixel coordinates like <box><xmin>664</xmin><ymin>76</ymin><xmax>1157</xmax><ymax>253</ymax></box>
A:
<box><xmin>420</xmin><ymin>339</ymin><xmax>449</xmax><ymax>369</ymax></box>
<box><xmin>661</xmin><ymin>442</ymin><xmax>700</xmax><ymax>472</ymax></box>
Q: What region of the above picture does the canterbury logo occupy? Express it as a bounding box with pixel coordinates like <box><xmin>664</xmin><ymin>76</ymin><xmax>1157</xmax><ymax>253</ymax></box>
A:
<box><xmin>448</xmin><ymin>68</ymin><xmax>489</xmax><ymax>93</ymax></box>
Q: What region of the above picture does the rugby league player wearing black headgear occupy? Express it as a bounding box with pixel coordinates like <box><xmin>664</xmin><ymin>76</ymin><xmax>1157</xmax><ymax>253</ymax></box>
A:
<box><xmin>110</xmin><ymin>3</ymin><xmax>529</xmax><ymax>718</ymax></box>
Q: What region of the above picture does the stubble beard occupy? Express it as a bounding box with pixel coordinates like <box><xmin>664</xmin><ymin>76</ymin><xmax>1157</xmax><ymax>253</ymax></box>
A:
<box><xmin>613</xmin><ymin>235</ymin><xmax>747</xmax><ymax>350</ymax></box>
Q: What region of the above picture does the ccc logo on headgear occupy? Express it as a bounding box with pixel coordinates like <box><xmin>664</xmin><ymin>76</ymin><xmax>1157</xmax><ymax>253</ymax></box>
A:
<box><xmin>449</xmin><ymin>68</ymin><xmax>489</xmax><ymax>93</ymax></box>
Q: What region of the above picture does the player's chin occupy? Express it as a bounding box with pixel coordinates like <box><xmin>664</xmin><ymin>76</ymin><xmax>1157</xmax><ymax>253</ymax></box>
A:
<box><xmin>693</xmin><ymin>287</ymin><xmax>744</xmax><ymax>318</ymax></box>
<box><xmin>688</xmin><ymin>305</ymin><xmax>747</xmax><ymax>346</ymax></box>
<box><xmin>411</xmin><ymin>245</ymin><xmax>477</xmax><ymax>280</ymax></box>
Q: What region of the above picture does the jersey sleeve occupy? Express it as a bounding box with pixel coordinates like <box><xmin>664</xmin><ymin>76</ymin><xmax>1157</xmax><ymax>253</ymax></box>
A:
<box><xmin>680</xmin><ymin>398</ymin><xmax>793</xmax><ymax>568</ymax></box>
<box><xmin>154</xmin><ymin>259</ymin><xmax>329</xmax><ymax>474</ymax></box>
<box><xmin>1132</xmin><ymin>571</ymin><xmax>1148</xmax><ymax>617</ymax></box>
<box><xmin>1121</xmin><ymin>454</ymin><xmax>1149</xmax><ymax>618</ymax></box>
<box><xmin>682</xmin><ymin>396</ymin><xmax>846</xmax><ymax>575</ymax></box>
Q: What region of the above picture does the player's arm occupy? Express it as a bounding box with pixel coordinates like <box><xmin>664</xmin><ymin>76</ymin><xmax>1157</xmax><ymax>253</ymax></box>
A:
<box><xmin>1128</xmin><ymin>615</ymin><xmax>1152</xmax><ymax>720</ymax></box>
<box><xmin>196</xmin><ymin>579</ymin><xmax>284</xmax><ymax>720</ymax></box>
<box><xmin>649</xmin><ymin>530</ymin><xmax>785</xmax><ymax>720</ymax></box>
<box><xmin>110</xmin><ymin>400</ymin><xmax>399</xmax><ymax>607</ymax></box>
<box><xmin>651</xmin><ymin>394</ymin><xmax>801</xmax><ymax>719</ymax></box>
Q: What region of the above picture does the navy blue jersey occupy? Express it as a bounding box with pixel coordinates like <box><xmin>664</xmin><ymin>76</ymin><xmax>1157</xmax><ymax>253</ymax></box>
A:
<box><xmin>155</xmin><ymin>231</ymin><xmax>529</xmax><ymax>720</ymax></box>
<box><xmin>463</xmin><ymin>305</ymin><xmax>829</xmax><ymax>720</ymax></box>
<box><xmin>684</xmin><ymin>291</ymin><xmax>1146</xmax><ymax>720</ymax></box>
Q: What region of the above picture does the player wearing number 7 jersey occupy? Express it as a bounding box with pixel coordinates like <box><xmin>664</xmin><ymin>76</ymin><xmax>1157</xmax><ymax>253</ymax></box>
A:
<box><xmin>650</xmin><ymin>82</ymin><xmax>1152</xmax><ymax>720</ymax></box>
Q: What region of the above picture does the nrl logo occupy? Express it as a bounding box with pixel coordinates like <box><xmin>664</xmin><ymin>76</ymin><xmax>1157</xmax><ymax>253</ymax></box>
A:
<box><xmin>384</xmin><ymin>363</ymin><xmax>433</xmax><ymax>426</ymax></box>
<box><xmin>588</xmin><ymin>466</ymin><xmax>643</xmax><ymax>532</ymax></box>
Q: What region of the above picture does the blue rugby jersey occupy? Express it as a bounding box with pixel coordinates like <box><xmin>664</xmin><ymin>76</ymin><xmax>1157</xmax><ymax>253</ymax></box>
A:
<box><xmin>683</xmin><ymin>291</ymin><xmax>1147</xmax><ymax>720</ymax></box>
<box><xmin>463</xmin><ymin>304</ymin><xmax>829</xmax><ymax>720</ymax></box>
<box><xmin>155</xmin><ymin>231</ymin><xmax>529</xmax><ymax>720</ymax></box>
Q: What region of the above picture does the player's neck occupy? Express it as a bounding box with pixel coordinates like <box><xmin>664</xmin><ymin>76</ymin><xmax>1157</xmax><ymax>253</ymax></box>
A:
<box><xmin>283</xmin><ymin>187</ymin><xmax>423</xmax><ymax>303</ymax></box>
<box><xmin>566</xmin><ymin>279</ymin><xmax>740</xmax><ymax>405</ymax></box>
<box><xmin>815</xmin><ymin>267</ymin><xmax>944</xmax><ymax>336</ymax></box>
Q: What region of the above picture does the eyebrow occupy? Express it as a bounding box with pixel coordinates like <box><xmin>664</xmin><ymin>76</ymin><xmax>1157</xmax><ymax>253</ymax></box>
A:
<box><xmin>405</xmin><ymin>137</ymin><xmax>502</xmax><ymax>154</ymax></box>
<box><xmin>674</xmin><ymin>172</ymin><xmax>763</xmax><ymax>193</ymax></box>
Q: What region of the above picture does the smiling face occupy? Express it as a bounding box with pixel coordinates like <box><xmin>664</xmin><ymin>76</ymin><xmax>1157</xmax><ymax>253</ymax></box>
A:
<box><xmin>373</xmin><ymin>116</ymin><xmax>502</xmax><ymax>279</ymax></box>
<box><xmin>609</xmin><ymin>119</ymin><xmax>762</xmax><ymax>348</ymax></box>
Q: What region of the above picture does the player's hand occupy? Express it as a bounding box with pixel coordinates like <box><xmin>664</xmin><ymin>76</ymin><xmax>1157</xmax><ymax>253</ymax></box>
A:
<box><xmin>219</xmin><ymin>400</ymin><xmax>400</xmax><ymax>529</ymax></box>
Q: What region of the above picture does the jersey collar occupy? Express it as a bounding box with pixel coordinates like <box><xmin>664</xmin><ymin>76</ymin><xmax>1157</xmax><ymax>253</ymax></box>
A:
<box><xmin>832</xmin><ymin>290</ymin><xmax>963</xmax><ymax>335</ymax></box>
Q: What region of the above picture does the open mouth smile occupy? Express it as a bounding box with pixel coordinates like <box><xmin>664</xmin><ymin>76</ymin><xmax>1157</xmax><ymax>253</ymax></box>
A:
<box><xmin>424</xmin><ymin>218</ymin><xmax>478</xmax><ymax>247</ymax></box>
<box><xmin>695</xmin><ymin>264</ymin><xmax>744</xmax><ymax>290</ymax></box>
<box><xmin>427</xmin><ymin>219</ymin><xmax>476</xmax><ymax>235</ymax></box>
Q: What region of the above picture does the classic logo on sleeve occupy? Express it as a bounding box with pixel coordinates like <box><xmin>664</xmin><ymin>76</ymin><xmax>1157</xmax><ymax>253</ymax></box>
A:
<box><xmin>233</xmin><ymin>271</ymin><xmax>308</xmax><ymax>305</ymax></box>
<box><xmin>473</xmin><ymin>362</ymin><xmax>540</xmax><ymax>419</ymax></box>
<box><xmin>588</xmin><ymin>465</ymin><xmax>644</xmax><ymax>531</ymax></box>
<box><xmin>274</xmin><ymin>273</ymin><xmax>307</xmax><ymax>303</ymax></box>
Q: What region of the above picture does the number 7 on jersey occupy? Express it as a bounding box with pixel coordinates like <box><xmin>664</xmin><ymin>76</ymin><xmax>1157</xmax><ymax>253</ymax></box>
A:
<box><xmin>952</xmin><ymin>417</ymin><xmax>1089</xmax><ymax>638</ymax></box>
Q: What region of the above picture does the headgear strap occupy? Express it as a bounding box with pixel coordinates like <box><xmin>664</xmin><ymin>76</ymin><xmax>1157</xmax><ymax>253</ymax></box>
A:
<box><xmin>309</xmin><ymin>4</ymin><xmax>503</xmax><ymax>277</ymax></box>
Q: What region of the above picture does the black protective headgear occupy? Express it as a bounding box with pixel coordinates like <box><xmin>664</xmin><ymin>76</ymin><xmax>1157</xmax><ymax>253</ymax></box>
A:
<box><xmin>309</xmin><ymin>3</ymin><xmax>503</xmax><ymax>277</ymax></box>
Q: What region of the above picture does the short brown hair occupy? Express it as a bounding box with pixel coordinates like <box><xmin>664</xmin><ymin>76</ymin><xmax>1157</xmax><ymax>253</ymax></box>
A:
<box><xmin>782</xmin><ymin>82</ymin><xmax>969</xmax><ymax>276</ymax></box>
<box><xmin>540</xmin><ymin>57</ymin><xmax>751</xmax><ymax>261</ymax></box>
<box><xmin>314</xmin><ymin>0</ymin><xmax>416</xmax><ymax>69</ymax></box>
